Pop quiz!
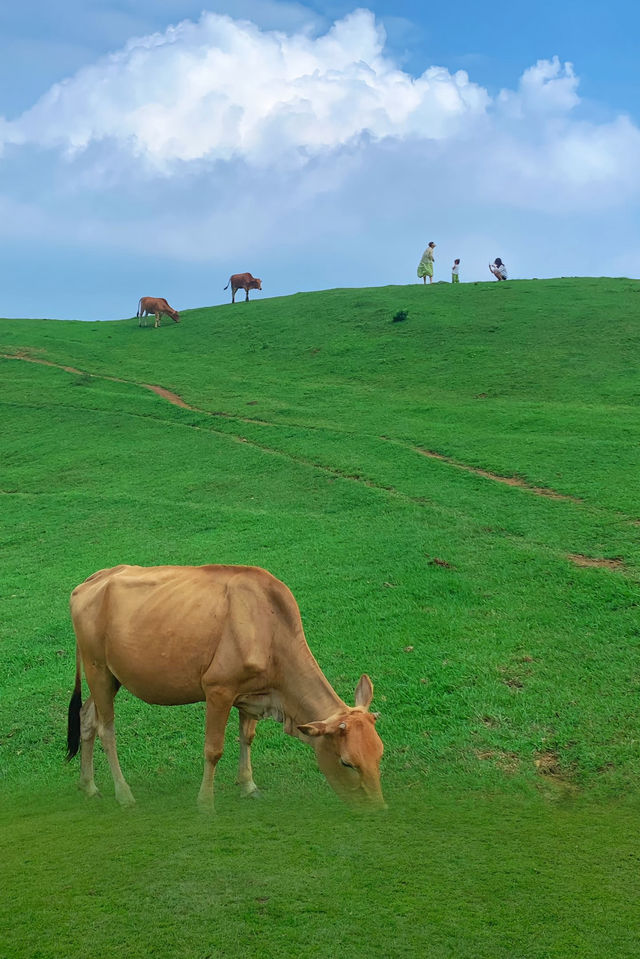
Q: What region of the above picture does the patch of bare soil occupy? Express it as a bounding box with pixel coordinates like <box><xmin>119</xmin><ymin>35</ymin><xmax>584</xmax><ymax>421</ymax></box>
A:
<box><xmin>141</xmin><ymin>385</ymin><xmax>273</xmax><ymax>426</ymax></box>
<box><xmin>475</xmin><ymin>749</ymin><xmax>520</xmax><ymax>773</ymax></box>
<box><xmin>534</xmin><ymin>751</ymin><xmax>562</xmax><ymax>776</ymax></box>
<box><xmin>567</xmin><ymin>554</ymin><xmax>625</xmax><ymax>570</ymax></box>
<box><xmin>480</xmin><ymin>715</ymin><xmax>500</xmax><ymax>729</ymax></box>
<box><xmin>498</xmin><ymin>662</ymin><xmax>530</xmax><ymax>690</ymax></box>
<box><xmin>417</xmin><ymin>448</ymin><xmax>580</xmax><ymax>502</ymax></box>
<box><xmin>142</xmin><ymin>384</ymin><xmax>193</xmax><ymax>409</ymax></box>
<box><xmin>534</xmin><ymin>751</ymin><xmax>577</xmax><ymax>791</ymax></box>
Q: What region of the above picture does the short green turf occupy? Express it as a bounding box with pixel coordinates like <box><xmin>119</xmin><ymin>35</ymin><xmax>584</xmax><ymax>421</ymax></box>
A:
<box><xmin>1</xmin><ymin>279</ymin><xmax>639</xmax><ymax>957</ymax></box>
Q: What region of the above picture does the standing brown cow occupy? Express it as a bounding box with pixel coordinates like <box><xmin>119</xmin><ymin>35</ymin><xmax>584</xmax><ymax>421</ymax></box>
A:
<box><xmin>137</xmin><ymin>297</ymin><xmax>180</xmax><ymax>328</ymax></box>
<box><xmin>66</xmin><ymin>564</ymin><xmax>384</xmax><ymax>809</ymax></box>
<box><xmin>224</xmin><ymin>273</ymin><xmax>262</xmax><ymax>303</ymax></box>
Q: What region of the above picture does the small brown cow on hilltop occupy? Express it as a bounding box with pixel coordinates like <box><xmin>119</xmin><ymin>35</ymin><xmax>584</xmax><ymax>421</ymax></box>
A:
<box><xmin>137</xmin><ymin>297</ymin><xmax>180</xmax><ymax>328</ymax></box>
<box><xmin>224</xmin><ymin>273</ymin><xmax>262</xmax><ymax>303</ymax></box>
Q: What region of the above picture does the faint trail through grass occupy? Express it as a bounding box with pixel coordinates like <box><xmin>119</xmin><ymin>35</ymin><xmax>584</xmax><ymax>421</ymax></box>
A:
<box><xmin>3</xmin><ymin>348</ymin><xmax>639</xmax><ymax>583</ymax></box>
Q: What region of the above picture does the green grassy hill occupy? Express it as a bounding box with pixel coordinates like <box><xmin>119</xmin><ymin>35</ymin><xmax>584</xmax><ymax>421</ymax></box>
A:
<box><xmin>1</xmin><ymin>278</ymin><xmax>639</xmax><ymax>958</ymax></box>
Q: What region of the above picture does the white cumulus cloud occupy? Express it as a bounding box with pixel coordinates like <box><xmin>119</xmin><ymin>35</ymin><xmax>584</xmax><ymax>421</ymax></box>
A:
<box><xmin>2</xmin><ymin>5</ymin><xmax>638</xmax><ymax>211</ymax></box>
<box><xmin>0</xmin><ymin>9</ymin><xmax>489</xmax><ymax>166</ymax></box>
<box><xmin>498</xmin><ymin>55</ymin><xmax>580</xmax><ymax>118</ymax></box>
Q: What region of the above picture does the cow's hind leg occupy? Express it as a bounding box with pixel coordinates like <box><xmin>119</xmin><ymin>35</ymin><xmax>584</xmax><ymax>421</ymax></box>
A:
<box><xmin>86</xmin><ymin>666</ymin><xmax>135</xmax><ymax>806</ymax></box>
<box><xmin>198</xmin><ymin>688</ymin><xmax>234</xmax><ymax>811</ymax></box>
<box><xmin>237</xmin><ymin>711</ymin><xmax>260</xmax><ymax>798</ymax></box>
<box><xmin>78</xmin><ymin>696</ymin><xmax>100</xmax><ymax>798</ymax></box>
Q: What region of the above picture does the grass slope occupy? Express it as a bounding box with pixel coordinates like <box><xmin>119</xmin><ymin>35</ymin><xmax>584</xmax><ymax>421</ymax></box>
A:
<box><xmin>1</xmin><ymin>278</ymin><xmax>639</xmax><ymax>957</ymax></box>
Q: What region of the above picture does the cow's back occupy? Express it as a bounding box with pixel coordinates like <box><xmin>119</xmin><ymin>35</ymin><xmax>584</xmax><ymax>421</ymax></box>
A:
<box><xmin>231</xmin><ymin>273</ymin><xmax>253</xmax><ymax>287</ymax></box>
<box><xmin>139</xmin><ymin>296</ymin><xmax>172</xmax><ymax>312</ymax></box>
<box><xmin>70</xmin><ymin>564</ymin><xmax>300</xmax><ymax>706</ymax></box>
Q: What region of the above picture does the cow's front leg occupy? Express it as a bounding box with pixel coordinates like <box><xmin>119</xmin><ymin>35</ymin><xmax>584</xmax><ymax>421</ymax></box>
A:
<box><xmin>154</xmin><ymin>313</ymin><xmax>161</xmax><ymax>328</ymax></box>
<box><xmin>198</xmin><ymin>689</ymin><xmax>234</xmax><ymax>810</ymax></box>
<box><xmin>245</xmin><ymin>290</ymin><xmax>250</xmax><ymax>302</ymax></box>
<box><xmin>237</xmin><ymin>711</ymin><xmax>260</xmax><ymax>798</ymax></box>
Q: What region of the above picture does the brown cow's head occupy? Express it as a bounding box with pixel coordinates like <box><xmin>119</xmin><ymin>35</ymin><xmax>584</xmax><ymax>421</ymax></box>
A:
<box><xmin>170</xmin><ymin>310</ymin><xmax>180</xmax><ymax>323</ymax></box>
<box><xmin>298</xmin><ymin>675</ymin><xmax>385</xmax><ymax>808</ymax></box>
<box><xmin>250</xmin><ymin>278</ymin><xmax>262</xmax><ymax>291</ymax></box>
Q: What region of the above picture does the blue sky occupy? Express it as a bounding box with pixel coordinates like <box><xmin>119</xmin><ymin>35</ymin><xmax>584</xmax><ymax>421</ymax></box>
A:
<box><xmin>0</xmin><ymin>0</ymin><xmax>638</xmax><ymax>319</ymax></box>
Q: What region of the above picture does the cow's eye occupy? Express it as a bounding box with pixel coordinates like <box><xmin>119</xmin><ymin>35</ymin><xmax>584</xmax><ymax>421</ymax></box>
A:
<box><xmin>341</xmin><ymin>759</ymin><xmax>355</xmax><ymax>769</ymax></box>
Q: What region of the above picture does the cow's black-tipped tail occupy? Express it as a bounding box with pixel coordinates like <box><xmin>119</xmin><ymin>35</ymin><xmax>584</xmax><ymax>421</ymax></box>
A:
<box><xmin>66</xmin><ymin>689</ymin><xmax>81</xmax><ymax>761</ymax></box>
<box><xmin>223</xmin><ymin>280</ymin><xmax>230</xmax><ymax>290</ymax></box>
<box><xmin>136</xmin><ymin>298</ymin><xmax>142</xmax><ymax>318</ymax></box>
<box><xmin>66</xmin><ymin>646</ymin><xmax>82</xmax><ymax>761</ymax></box>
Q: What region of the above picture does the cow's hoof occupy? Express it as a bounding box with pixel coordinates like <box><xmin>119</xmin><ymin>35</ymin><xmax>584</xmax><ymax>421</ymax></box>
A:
<box><xmin>241</xmin><ymin>787</ymin><xmax>262</xmax><ymax>800</ymax></box>
<box><xmin>115</xmin><ymin>784</ymin><xmax>136</xmax><ymax>807</ymax></box>
<box><xmin>79</xmin><ymin>784</ymin><xmax>102</xmax><ymax>799</ymax></box>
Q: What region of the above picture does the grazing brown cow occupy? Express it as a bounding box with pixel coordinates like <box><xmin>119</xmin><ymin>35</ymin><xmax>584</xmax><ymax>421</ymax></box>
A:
<box><xmin>137</xmin><ymin>296</ymin><xmax>180</xmax><ymax>328</ymax></box>
<box><xmin>224</xmin><ymin>273</ymin><xmax>262</xmax><ymax>303</ymax></box>
<box><xmin>67</xmin><ymin>564</ymin><xmax>384</xmax><ymax>809</ymax></box>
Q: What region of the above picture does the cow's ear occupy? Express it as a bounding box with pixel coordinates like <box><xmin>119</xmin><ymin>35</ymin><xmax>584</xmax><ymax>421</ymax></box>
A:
<box><xmin>298</xmin><ymin>721</ymin><xmax>327</xmax><ymax>738</ymax></box>
<box><xmin>354</xmin><ymin>674</ymin><xmax>374</xmax><ymax>709</ymax></box>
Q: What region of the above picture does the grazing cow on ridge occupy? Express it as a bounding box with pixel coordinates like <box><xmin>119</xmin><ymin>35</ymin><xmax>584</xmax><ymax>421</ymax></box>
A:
<box><xmin>67</xmin><ymin>564</ymin><xmax>385</xmax><ymax>809</ymax></box>
<box><xmin>224</xmin><ymin>273</ymin><xmax>262</xmax><ymax>303</ymax></box>
<box><xmin>137</xmin><ymin>297</ymin><xmax>180</xmax><ymax>328</ymax></box>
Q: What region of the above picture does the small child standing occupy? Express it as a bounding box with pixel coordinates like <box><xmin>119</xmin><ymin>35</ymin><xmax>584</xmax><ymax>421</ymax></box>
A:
<box><xmin>452</xmin><ymin>258</ymin><xmax>460</xmax><ymax>284</ymax></box>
